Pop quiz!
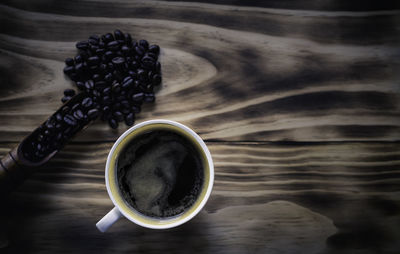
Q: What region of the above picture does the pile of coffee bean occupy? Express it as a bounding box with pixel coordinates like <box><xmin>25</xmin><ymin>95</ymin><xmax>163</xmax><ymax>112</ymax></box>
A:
<box><xmin>22</xmin><ymin>29</ymin><xmax>161</xmax><ymax>162</ymax></box>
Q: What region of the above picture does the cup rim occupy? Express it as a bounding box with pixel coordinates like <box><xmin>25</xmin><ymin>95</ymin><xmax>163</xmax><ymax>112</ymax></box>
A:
<box><xmin>105</xmin><ymin>119</ymin><xmax>214</xmax><ymax>229</ymax></box>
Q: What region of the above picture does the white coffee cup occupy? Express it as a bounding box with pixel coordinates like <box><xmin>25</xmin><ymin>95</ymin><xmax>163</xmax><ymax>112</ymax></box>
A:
<box><xmin>96</xmin><ymin>119</ymin><xmax>214</xmax><ymax>232</ymax></box>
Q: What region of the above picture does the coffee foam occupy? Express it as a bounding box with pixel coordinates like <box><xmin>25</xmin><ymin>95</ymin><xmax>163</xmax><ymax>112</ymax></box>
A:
<box><xmin>117</xmin><ymin>131</ymin><xmax>203</xmax><ymax>218</ymax></box>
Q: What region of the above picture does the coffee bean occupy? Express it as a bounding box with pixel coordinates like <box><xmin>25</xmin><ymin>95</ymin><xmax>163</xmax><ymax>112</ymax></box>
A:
<box><xmin>121</xmin><ymin>46</ymin><xmax>130</xmax><ymax>55</ymax></box>
<box><xmin>64</xmin><ymin>89</ymin><xmax>76</xmax><ymax>97</ymax></box>
<box><xmin>76</xmin><ymin>41</ymin><xmax>89</xmax><ymax>50</ymax></box>
<box><xmin>63</xmin><ymin>115</ymin><xmax>77</xmax><ymax>126</ymax></box>
<box><xmin>65</xmin><ymin>58</ymin><xmax>74</xmax><ymax>66</ymax></box>
<box><xmin>88</xmin><ymin>56</ymin><xmax>100</xmax><ymax>66</ymax></box>
<box><xmin>73</xmin><ymin>110</ymin><xmax>84</xmax><ymax>120</ymax></box>
<box><xmin>102</xmin><ymin>33</ymin><xmax>114</xmax><ymax>43</ymax></box>
<box><xmin>55</xmin><ymin>113</ymin><xmax>63</xmax><ymax>122</ymax></box>
<box><xmin>108</xmin><ymin>118</ymin><xmax>118</xmax><ymax>129</ymax></box>
<box><xmin>103</xmin><ymin>96</ymin><xmax>111</xmax><ymax>105</ymax></box>
<box><xmin>61</xmin><ymin>96</ymin><xmax>71</xmax><ymax>103</ymax></box>
<box><xmin>125</xmin><ymin>113</ymin><xmax>135</xmax><ymax>126</ymax></box>
<box><xmin>152</xmin><ymin>74</ymin><xmax>162</xmax><ymax>85</ymax></box>
<box><xmin>132</xmin><ymin>105</ymin><xmax>141</xmax><ymax>113</ymax></box>
<box><xmin>139</xmin><ymin>39</ymin><xmax>149</xmax><ymax>50</ymax></box>
<box><xmin>75</xmin><ymin>63</ymin><xmax>84</xmax><ymax>73</ymax></box>
<box><xmin>89</xmin><ymin>34</ymin><xmax>100</xmax><ymax>42</ymax></box>
<box><xmin>132</xmin><ymin>92</ymin><xmax>144</xmax><ymax>103</ymax></box>
<box><xmin>74</xmin><ymin>54</ymin><xmax>83</xmax><ymax>63</ymax></box>
<box><xmin>61</xmin><ymin>106</ymin><xmax>70</xmax><ymax>115</ymax></box>
<box><xmin>95</xmin><ymin>81</ymin><xmax>107</xmax><ymax>90</ymax></box>
<box><xmin>121</xmin><ymin>100</ymin><xmax>130</xmax><ymax>108</ymax></box>
<box><xmin>102</xmin><ymin>87</ymin><xmax>111</xmax><ymax>95</ymax></box>
<box><xmin>144</xmin><ymin>93</ymin><xmax>155</xmax><ymax>102</ymax></box>
<box><xmin>63</xmin><ymin>66</ymin><xmax>74</xmax><ymax>75</ymax></box>
<box><xmin>96</xmin><ymin>48</ymin><xmax>105</xmax><ymax>55</ymax></box>
<box><xmin>135</xmin><ymin>46</ymin><xmax>144</xmax><ymax>56</ymax></box>
<box><xmin>149</xmin><ymin>44</ymin><xmax>160</xmax><ymax>55</ymax></box>
<box><xmin>113</xmin><ymin>111</ymin><xmax>124</xmax><ymax>122</ymax></box>
<box><xmin>124</xmin><ymin>33</ymin><xmax>132</xmax><ymax>44</ymax></box>
<box><xmin>70</xmin><ymin>105</ymin><xmax>80</xmax><ymax>113</ymax></box>
<box><xmin>121</xmin><ymin>108</ymin><xmax>130</xmax><ymax>115</ymax></box>
<box><xmin>113</xmin><ymin>103</ymin><xmax>121</xmax><ymax>110</ymax></box>
<box><xmin>112</xmin><ymin>57</ymin><xmax>125</xmax><ymax>66</ymax></box>
<box><xmin>76</xmin><ymin>81</ymin><xmax>85</xmax><ymax>90</ymax></box>
<box><xmin>56</xmin><ymin>123</ymin><xmax>62</xmax><ymax>129</ymax></box>
<box><xmin>81</xmin><ymin>97</ymin><xmax>93</xmax><ymax>108</ymax></box>
<box><xmin>122</xmin><ymin>78</ymin><xmax>133</xmax><ymax>90</ymax></box>
<box><xmin>85</xmin><ymin>80</ymin><xmax>94</xmax><ymax>90</ymax></box>
<box><xmin>88</xmin><ymin>108</ymin><xmax>100</xmax><ymax>120</ymax></box>
<box><xmin>112</xmin><ymin>82</ymin><xmax>121</xmax><ymax>93</ymax></box>
<box><xmin>114</xmin><ymin>29</ymin><xmax>124</xmax><ymax>40</ymax></box>
<box><xmin>107</xmin><ymin>41</ymin><xmax>119</xmax><ymax>51</ymax></box>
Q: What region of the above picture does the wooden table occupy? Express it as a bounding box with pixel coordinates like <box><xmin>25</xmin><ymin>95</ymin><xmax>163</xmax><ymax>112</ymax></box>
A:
<box><xmin>0</xmin><ymin>1</ymin><xmax>399</xmax><ymax>253</ymax></box>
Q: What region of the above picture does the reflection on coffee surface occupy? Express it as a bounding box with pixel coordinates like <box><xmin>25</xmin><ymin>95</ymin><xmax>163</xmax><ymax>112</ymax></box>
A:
<box><xmin>117</xmin><ymin>130</ymin><xmax>204</xmax><ymax>218</ymax></box>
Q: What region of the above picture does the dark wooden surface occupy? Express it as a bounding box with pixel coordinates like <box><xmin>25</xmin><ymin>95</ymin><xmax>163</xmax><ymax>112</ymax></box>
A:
<box><xmin>0</xmin><ymin>1</ymin><xmax>399</xmax><ymax>253</ymax></box>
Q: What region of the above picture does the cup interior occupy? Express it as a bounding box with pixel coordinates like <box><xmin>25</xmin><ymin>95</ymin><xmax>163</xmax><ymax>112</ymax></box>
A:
<box><xmin>105</xmin><ymin>120</ymin><xmax>214</xmax><ymax>229</ymax></box>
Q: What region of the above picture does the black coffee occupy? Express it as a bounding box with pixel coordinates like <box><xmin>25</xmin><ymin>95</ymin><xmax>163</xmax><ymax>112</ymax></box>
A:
<box><xmin>117</xmin><ymin>129</ymin><xmax>204</xmax><ymax>218</ymax></box>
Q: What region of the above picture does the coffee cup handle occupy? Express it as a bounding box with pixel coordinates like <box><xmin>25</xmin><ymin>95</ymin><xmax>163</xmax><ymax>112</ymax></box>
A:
<box><xmin>96</xmin><ymin>207</ymin><xmax>123</xmax><ymax>232</ymax></box>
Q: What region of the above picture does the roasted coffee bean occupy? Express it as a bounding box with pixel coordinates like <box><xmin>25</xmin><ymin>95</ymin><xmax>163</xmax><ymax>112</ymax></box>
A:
<box><xmin>125</xmin><ymin>113</ymin><xmax>135</xmax><ymax>126</ymax></box>
<box><xmin>65</xmin><ymin>58</ymin><xmax>74</xmax><ymax>66</ymax></box>
<box><xmin>90</xmin><ymin>44</ymin><xmax>99</xmax><ymax>52</ymax></box>
<box><xmin>64</xmin><ymin>89</ymin><xmax>76</xmax><ymax>97</ymax></box>
<box><xmin>134</xmin><ymin>46</ymin><xmax>144</xmax><ymax>56</ymax></box>
<box><xmin>107</xmin><ymin>41</ymin><xmax>119</xmax><ymax>51</ymax></box>
<box><xmin>44</xmin><ymin>129</ymin><xmax>50</xmax><ymax>136</ymax></box>
<box><xmin>124</xmin><ymin>33</ymin><xmax>132</xmax><ymax>44</ymax></box>
<box><xmin>92</xmin><ymin>74</ymin><xmax>101</xmax><ymax>82</ymax></box>
<box><xmin>88</xmin><ymin>108</ymin><xmax>100</xmax><ymax>120</ymax></box>
<box><xmin>56</xmin><ymin>123</ymin><xmax>62</xmax><ymax>129</ymax></box>
<box><xmin>63</xmin><ymin>66</ymin><xmax>74</xmax><ymax>75</ymax></box>
<box><xmin>61</xmin><ymin>96</ymin><xmax>71</xmax><ymax>103</ymax></box>
<box><xmin>55</xmin><ymin>113</ymin><xmax>63</xmax><ymax>122</ymax></box>
<box><xmin>63</xmin><ymin>115</ymin><xmax>77</xmax><ymax>126</ymax></box>
<box><xmin>85</xmin><ymin>80</ymin><xmax>95</xmax><ymax>90</ymax></box>
<box><xmin>96</xmin><ymin>48</ymin><xmax>105</xmax><ymax>55</ymax></box>
<box><xmin>148</xmin><ymin>44</ymin><xmax>160</xmax><ymax>55</ymax></box>
<box><xmin>102</xmin><ymin>33</ymin><xmax>114</xmax><ymax>43</ymax></box>
<box><xmin>112</xmin><ymin>82</ymin><xmax>121</xmax><ymax>93</ymax></box>
<box><xmin>122</xmin><ymin>78</ymin><xmax>133</xmax><ymax>90</ymax></box>
<box><xmin>73</xmin><ymin>110</ymin><xmax>84</xmax><ymax>120</ymax></box>
<box><xmin>75</xmin><ymin>63</ymin><xmax>84</xmax><ymax>73</ymax></box>
<box><xmin>102</xmin><ymin>87</ymin><xmax>111</xmax><ymax>95</ymax></box>
<box><xmin>152</xmin><ymin>74</ymin><xmax>162</xmax><ymax>85</ymax></box>
<box><xmin>95</xmin><ymin>81</ymin><xmax>107</xmax><ymax>89</ymax></box>
<box><xmin>121</xmin><ymin>108</ymin><xmax>130</xmax><ymax>115</ymax></box>
<box><xmin>132</xmin><ymin>105</ymin><xmax>141</xmax><ymax>113</ymax></box>
<box><xmin>108</xmin><ymin>118</ymin><xmax>118</xmax><ymax>129</ymax></box>
<box><xmin>70</xmin><ymin>104</ymin><xmax>79</xmax><ymax>112</ymax></box>
<box><xmin>121</xmin><ymin>46</ymin><xmax>130</xmax><ymax>55</ymax></box>
<box><xmin>81</xmin><ymin>97</ymin><xmax>93</xmax><ymax>108</ymax></box>
<box><xmin>112</xmin><ymin>57</ymin><xmax>125</xmax><ymax>66</ymax></box>
<box><xmin>103</xmin><ymin>96</ymin><xmax>111</xmax><ymax>105</ymax></box>
<box><xmin>76</xmin><ymin>41</ymin><xmax>89</xmax><ymax>50</ymax></box>
<box><xmin>61</xmin><ymin>106</ymin><xmax>70</xmax><ymax>115</ymax></box>
<box><xmin>76</xmin><ymin>81</ymin><xmax>85</xmax><ymax>90</ymax></box>
<box><xmin>139</xmin><ymin>39</ymin><xmax>149</xmax><ymax>50</ymax></box>
<box><xmin>113</xmin><ymin>103</ymin><xmax>121</xmax><ymax>110</ymax></box>
<box><xmin>113</xmin><ymin>111</ymin><xmax>124</xmax><ymax>122</ymax></box>
<box><xmin>89</xmin><ymin>34</ymin><xmax>100</xmax><ymax>42</ymax></box>
<box><xmin>144</xmin><ymin>93</ymin><xmax>155</xmax><ymax>102</ymax></box>
<box><xmin>88</xmin><ymin>56</ymin><xmax>100</xmax><ymax>66</ymax></box>
<box><xmin>132</xmin><ymin>92</ymin><xmax>144</xmax><ymax>102</ymax></box>
<box><xmin>114</xmin><ymin>29</ymin><xmax>124</xmax><ymax>40</ymax></box>
<box><xmin>121</xmin><ymin>100</ymin><xmax>130</xmax><ymax>108</ymax></box>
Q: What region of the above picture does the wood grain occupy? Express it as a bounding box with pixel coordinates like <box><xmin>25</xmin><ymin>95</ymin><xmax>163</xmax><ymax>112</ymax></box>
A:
<box><xmin>0</xmin><ymin>0</ymin><xmax>399</xmax><ymax>253</ymax></box>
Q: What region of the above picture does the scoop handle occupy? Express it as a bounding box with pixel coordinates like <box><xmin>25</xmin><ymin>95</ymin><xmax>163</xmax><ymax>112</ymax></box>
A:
<box><xmin>0</xmin><ymin>146</ymin><xmax>26</xmax><ymax>194</ymax></box>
